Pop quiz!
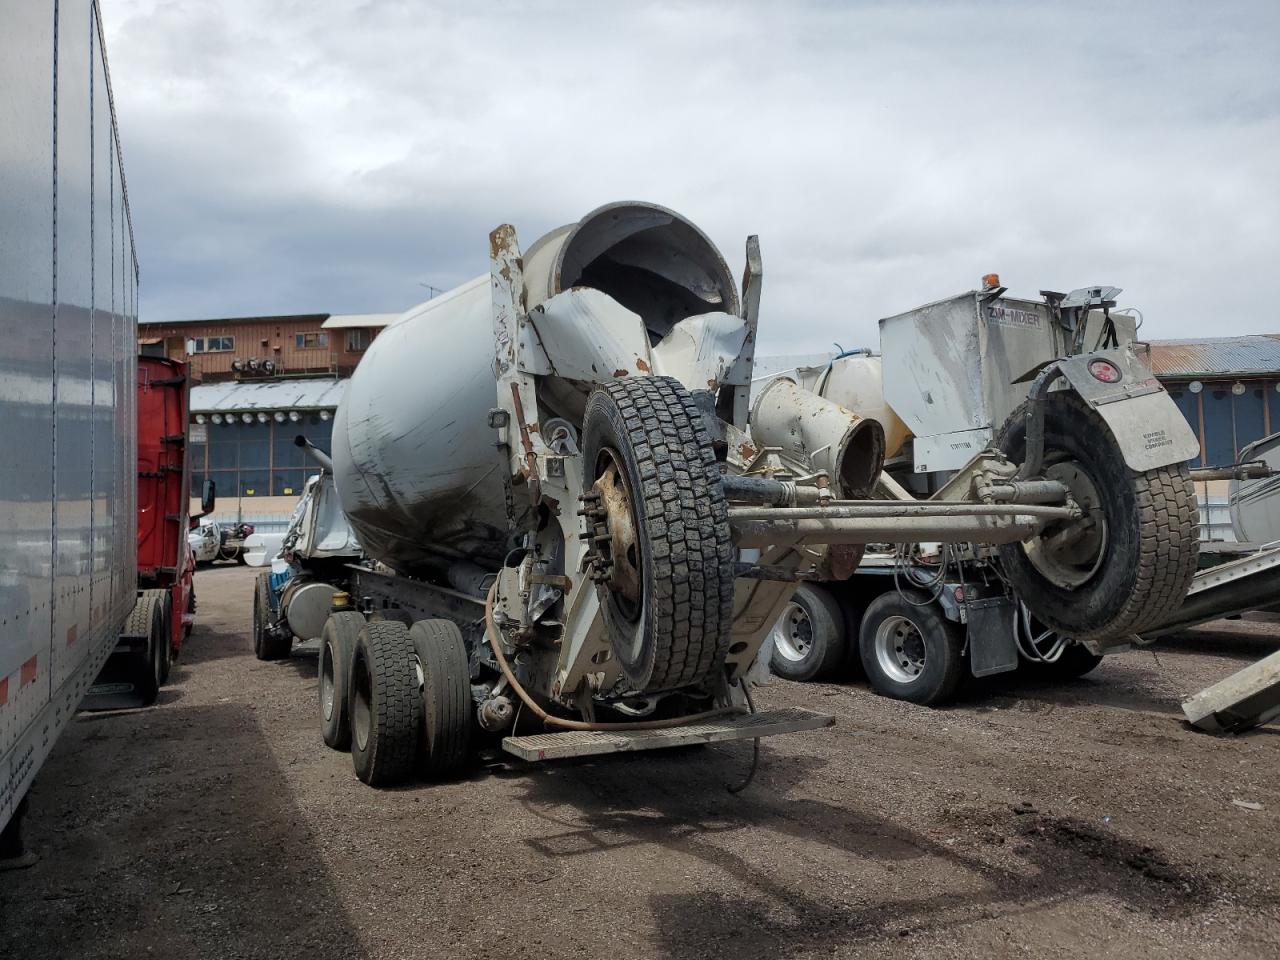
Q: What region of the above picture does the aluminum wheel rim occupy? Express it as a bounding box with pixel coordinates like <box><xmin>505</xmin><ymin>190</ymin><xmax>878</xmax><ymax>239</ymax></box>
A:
<box><xmin>770</xmin><ymin>601</ymin><xmax>813</xmax><ymax>663</ymax></box>
<box><xmin>874</xmin><ymin>615</ymin><xmax>927</xmax><ymax>684</ymax></box>
<box><xmin>352</xmin><ymin>653</ymin><xmax>371</xmax><ymax>751</ymax></box>
<box><xmin>321</xmin><ymin>639</ymin><xmax>336</xmax><ymax>721</ymax></box>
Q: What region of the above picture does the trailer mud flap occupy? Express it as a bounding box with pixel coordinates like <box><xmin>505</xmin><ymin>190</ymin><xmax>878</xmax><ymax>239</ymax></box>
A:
<box><xmin>967</xmin><ymin>596</ymin><xmax>1019</xmax><ymax>678</ymax></box>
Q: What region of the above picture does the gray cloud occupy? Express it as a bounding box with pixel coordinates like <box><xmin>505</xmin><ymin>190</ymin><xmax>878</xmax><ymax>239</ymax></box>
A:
<box><xmin>103</xmin><ymin>0</ymin><xmax>1280</xmax><ymax>351</ymax></box>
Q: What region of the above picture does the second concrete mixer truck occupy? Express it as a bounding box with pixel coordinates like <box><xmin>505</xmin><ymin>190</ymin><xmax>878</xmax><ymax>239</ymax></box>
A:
<box><xmin>253</xmin><ymin>201</ymin><xmax>1202</xmax><ymax>788</ymax></box>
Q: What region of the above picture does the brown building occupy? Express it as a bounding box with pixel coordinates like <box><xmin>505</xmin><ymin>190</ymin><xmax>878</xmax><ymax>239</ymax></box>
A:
<box><xmin>139</xmin><ymin>312</ymin><xmax>398</xmax><ymax>382</ymax></box>
<box><xmin>138</xmin><ymin>311</ymin><xmax>398</xmax><ymax>529</ymax></box>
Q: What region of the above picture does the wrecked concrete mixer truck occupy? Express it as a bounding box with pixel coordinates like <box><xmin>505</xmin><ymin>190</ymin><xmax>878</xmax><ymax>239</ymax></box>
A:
<box><xmin>761</xmin><ymin>282</ymin><xmax>1204</xmax><ymax>704</ymax></box>
<box><xmin>255</xmin><ymin>202</ymin><xmax>1201</xmax><ymax>787</ymax></box>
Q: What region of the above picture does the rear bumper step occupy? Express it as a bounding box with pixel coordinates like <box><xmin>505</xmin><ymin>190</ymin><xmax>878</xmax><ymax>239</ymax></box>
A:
<box><xmin>502</xmin><ymin>707</ymin><xmax>834</xmax><ymax>762</ymax></box>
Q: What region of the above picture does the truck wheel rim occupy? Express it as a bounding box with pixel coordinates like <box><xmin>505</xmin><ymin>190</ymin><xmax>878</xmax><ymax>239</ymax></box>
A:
<box><xmin>770</xmin><ymin>601</ymin><xmax>812</xmax><ymax>663</ymax></box>
<box><xmin>874</xmin><ymin>615</ymin><xmax>926</xmax><ymax>684</ymax></box>
<box><xmin>352</xmin><ymin>654</ymin><xmax>372</xmax><ymax>751</ymax></box>
<box><xmin>321</xmin><ymin>640</ymin><xmax>336</xmax><ymax>721</ymax></box>
<box><xmin>1024</xmin><ymin>459</ymin><xmax>1108</xmax><ymax>589</ymax></box>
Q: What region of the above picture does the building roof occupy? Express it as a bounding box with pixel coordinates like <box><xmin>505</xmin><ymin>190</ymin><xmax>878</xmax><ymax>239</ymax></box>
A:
<box><xmin>191</xmin><ymin>377</ymin><xmax>347</xmax><ymax>413</ymax></box>
<box><xmin>141</xmin><ymin>313</ymin><xmax>329</xmax><ymax>328</ymax></box>
<box><xmin>321</xmin><ymin>312</ymin><xmax>399</xmax><ymax>330</ymax></box>
<box><xmin>1148</xmin><ymin>335</ymin><xmax>1280</xmax><ymax>378</ymax></box>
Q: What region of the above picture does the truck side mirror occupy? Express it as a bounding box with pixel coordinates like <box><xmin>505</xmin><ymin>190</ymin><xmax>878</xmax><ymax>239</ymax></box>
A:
<box><xmin>201</xmin><ymin>479</ymin><xmax>217</xmax><ymax>515</ymax></box>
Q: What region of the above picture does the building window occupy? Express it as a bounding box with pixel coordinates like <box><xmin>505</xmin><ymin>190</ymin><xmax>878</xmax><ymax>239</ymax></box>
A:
<box><xmin>187</xmin><ymin>414</ymin><xmax>335</xmax><ymax>498</ymax></box>
<box><xmin>192</xmin><ymin>335</ymin><xmax>234</xmax><ymax>353</ymax></box>
<box><xmin>295</xmin><ymin>332</ymin><xmax>329</xmax><ymax>350</ymax></box>
<box><xmin>345</xmin><ymin>328</ymin><xmax>373</xmax><ymax>352</ymax></box>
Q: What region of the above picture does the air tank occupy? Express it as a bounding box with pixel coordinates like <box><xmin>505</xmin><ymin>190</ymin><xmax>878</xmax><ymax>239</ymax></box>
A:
<box><xmin>331</xmin><ymin>202</ymin><xmax>741</xmax><ymax>574</ymax></box>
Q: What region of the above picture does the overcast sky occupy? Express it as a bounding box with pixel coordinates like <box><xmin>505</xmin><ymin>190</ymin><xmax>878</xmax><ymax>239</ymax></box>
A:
<box><xmin>102</xmin><ymin>0</ymin><xmax>1279</xmax><ymax>354</ymax></box>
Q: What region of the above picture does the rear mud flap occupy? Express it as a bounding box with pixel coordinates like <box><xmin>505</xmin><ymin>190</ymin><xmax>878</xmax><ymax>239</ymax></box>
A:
<box><xmin>967</xmin><ymin>596</ymin><xmax>1019</xmax><ymax>678</ymax></box>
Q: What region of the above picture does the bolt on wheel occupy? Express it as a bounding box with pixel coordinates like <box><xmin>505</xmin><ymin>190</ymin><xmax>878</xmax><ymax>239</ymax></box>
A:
<box><xmin>873</xmin><ymin>614</ymin><xmax>927</xmax><ymax>684</ymax></box>
<box><xmin>770</xmin><ymin>601</ymin><xmax>813</xmax><ymax>663</ymax></box>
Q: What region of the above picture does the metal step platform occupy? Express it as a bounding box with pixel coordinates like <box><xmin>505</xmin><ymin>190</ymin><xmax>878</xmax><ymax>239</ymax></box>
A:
<box><xmin>502</xmin><ymin>707</ymin><xmax>835</xmax><ymax>761</ymax></box>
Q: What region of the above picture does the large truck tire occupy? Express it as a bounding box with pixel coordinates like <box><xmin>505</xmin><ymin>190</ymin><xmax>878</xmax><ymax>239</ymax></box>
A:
<box><xmin>252</xmin><ymin>571</ymin><xmax>292</xmax><ymax>661</ymax></box>
<box><xmin>156</xmin><ymin>592</ymin><xmax>173</xmax><ymax>686</ymax></box>
<box><xmin>319</xmin><ymin>611</ymin><xmax>365</xmax><ymax>750</ymax></box>
<box><xmin>408</xmin><ymin>620</ymin><xmax>472</xmax><ymax>777</ymax></box>
<box><xmin>581</xmin><ymin>376</ymin><xmax>735</xmax><ymax>694</ymax></box>
<box><xmin>349</xmin><ymin>620</ymin><xmax>422</xmax><ymax>787</ymax></box>
<box><xmin>859</xmin><ymin>590</ymin><xmax>964</xmax><ymax>706</ymax></box>
<box><xmin>996</xmin><ymin>391</ymin><xmax>1198</xmax><ymax>642</ymax></box>
<box><xmin>768</xmin><ymin>584</ymin><xmax>847</xmax><ymax>682</ymax></box>
<box><xmin>1027</xmin><ymin>643</ymin><xmax>1104</xmax><ymax>680</ymax></box>
<box><xmin>182</xmin><ymin>586</ymin><xmax>195</xmax><ymax>640</ymax></box>
<box><xmin>123</xmin><ymin>591</ymin><xmax>166</xmax><ymax>707</ymax></box>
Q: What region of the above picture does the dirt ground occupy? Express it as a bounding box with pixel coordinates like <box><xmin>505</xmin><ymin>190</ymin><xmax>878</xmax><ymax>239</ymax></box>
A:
<box><xmin>2</xmin><ymin>563</ymin><xmax>1278</xmax><ymax>959</ymax></box>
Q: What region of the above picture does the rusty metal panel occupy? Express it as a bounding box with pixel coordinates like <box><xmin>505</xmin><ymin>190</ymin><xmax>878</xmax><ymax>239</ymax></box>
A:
<box><xmin>1148</xmin><ymin>336</ymin><xmax>1280</xmax><ymax>378</ymax></box>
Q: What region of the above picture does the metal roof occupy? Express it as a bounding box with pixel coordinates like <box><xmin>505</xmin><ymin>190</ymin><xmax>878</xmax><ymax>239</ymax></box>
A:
<box><xmin>190</xmin><ymin>377</ymin><xmax>347</xmax><ymax>413</ymax></box>
<box><xmin>321</xmin><ymin>312</ymin><xmax>400</xmax><ymax>330</ymax></box>
<box><xmin>142</xmin><ymin>313</ymin><xmax>329</xmax><ymax>327</ymax></box>
<box><xmin>1148</xmin><ymin>335</ymin><xmax>1280</xmax><ymax>378</ymax></box>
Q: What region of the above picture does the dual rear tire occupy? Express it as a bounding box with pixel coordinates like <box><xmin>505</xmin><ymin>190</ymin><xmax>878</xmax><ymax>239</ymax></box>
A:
<box><xmin>769</xmin><ymin>585</ymin><xmax>1095</xmax><ymax>706</ymax></box>
<box><xmin>767</xmin><ymin>584</ymin><xmax>963</xmax><ymax>704</ymax></box>
<box><xmin>253</xmin><ymin>572</ymin><xmax>292</xmax><ymax>661</ymax></box>
<box><xmin>320</xmin><ymin>614</ymin><xmax>472</xmax><ymax>786</ymax></box>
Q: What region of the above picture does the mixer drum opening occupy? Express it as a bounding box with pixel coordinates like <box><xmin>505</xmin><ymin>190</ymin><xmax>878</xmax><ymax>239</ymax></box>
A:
<box><xmin>551</xmin><ymin>201</ymin><xmax>741</xmax><ymax>343</ymax></box>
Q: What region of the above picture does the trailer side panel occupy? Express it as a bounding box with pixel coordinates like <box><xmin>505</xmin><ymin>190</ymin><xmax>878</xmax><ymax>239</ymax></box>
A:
<box><xmin>0</xmin><ymin>0</ymin><xmax>138</xmax><ymax>833</ymax></box>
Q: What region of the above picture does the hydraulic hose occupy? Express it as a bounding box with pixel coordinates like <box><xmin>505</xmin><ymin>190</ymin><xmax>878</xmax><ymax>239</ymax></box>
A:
<box><xmin>483</xmin><ymin>582</ymin><xmax>744</xmax><ymax>732</ymax></box>
<box><xmin>1015</xmin><ymin>363</ymin><xmax>1065</xmax><ymax>481</ymax></box>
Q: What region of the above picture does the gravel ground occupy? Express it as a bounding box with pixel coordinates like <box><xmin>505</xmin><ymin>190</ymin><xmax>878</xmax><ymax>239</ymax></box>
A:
<box><xmin>2</xmin><ymin>563</ymin><xmax>1278</xmax><ymax>959</ymax></box>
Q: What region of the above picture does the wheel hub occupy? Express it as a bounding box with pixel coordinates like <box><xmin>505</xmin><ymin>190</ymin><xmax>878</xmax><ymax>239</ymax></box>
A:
<box><xmin>581</xmin><ymin>449</ymin><xmax>643</xmax><ymax>621</ymax></box>
<box><xmin>1024</xmin><ymin>459</ymin><xmax>1108</xmax><ymax>589</ymax></box>
<box><xmin>874</xmin><ymin>615</ymin><xmax>927</xmax><ymax>684</ymax></box>
<box><xmin>770</xmin><ymin>601</ymin><xmax>813</xmax><ymax>663</ymax></box>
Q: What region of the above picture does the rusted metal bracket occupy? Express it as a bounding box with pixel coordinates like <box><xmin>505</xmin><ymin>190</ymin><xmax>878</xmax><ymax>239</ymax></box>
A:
<box><xmin>490</xmin><ymin>224</ymin><xmax>547</xmax><ymax>508</ymax></box>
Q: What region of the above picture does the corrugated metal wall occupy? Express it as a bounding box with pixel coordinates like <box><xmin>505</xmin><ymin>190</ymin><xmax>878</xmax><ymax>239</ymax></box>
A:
<box><xmin>0</xmin><ymin>0</ymin><xmax>139</xmax><ymax>830</ymax></box>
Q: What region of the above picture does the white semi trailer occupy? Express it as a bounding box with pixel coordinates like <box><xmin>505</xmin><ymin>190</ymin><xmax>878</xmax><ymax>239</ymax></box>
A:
<box><xmin>255</xmin><ymin>203</ymin><xmax>1203</xmax><ymax>787</ymax></box>
<box><xmin>0</xmin><ymin>2</ymin><xmax>140</xmax><ymax>858</ymax></box>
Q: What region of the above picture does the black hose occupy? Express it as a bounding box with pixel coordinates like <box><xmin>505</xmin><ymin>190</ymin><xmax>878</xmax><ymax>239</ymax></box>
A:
<box><xmin>1015</xmin><ymin>363</ymin><xmax>1065</xmax><ymax>481</ymax></box>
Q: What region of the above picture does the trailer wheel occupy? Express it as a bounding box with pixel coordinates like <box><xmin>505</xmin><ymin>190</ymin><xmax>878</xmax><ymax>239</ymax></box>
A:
<box><xmin>408</xmin><ymin>620</ymin><xmax>472</xmax><ymax>777</ymax></box>
<box><xmin>156</xmin><ymin>594</ymin><xmax>173</xmax><ymax>686</ymax></box>
<box><xmin>996</xmin><ymin>391</ymin><xmax>1198</xmax><ymax>641</ymax></box>
<box><xmin>369</xmin><ymin>608</ymin><xmax>414</xmax><ymax>628</ymax></box>
<box><xmin>581</xmin><ymin>376</ymin><xmax>734</xmax><ymax>693</ymax></box>
<box><xmin>1029</xmin><ymin>643</ymin><xmax>1104</xmax><ymax>680</ymax></box>
<box><xmin>182</xmin><ymin>587</ymin><xmax>195</xmax><ymax>640</ymax></box>
<box><xmin>252</xmin><ymin>572</ymin><xmax>291</xmax><ymax>661</ymax></box>
<box><xmin>319</xmin><ymin>612</ymin><xmax>365</xmax><ymax>750</ymax></box>
<box><xmin>349</xmin><ymin>620</ymin><xmax>422</xmax><ymax>786</ymax></box>
<box><xmin>768</xmin><ymin>584</ymin><xmax>847</xmax><ymax>682</ymax></box>
<box><xmin>858</xmin><ymin>591</ymin><xmax>963</xmax><ymax>706</ymax></box>
<box><xmin>123</xmin><ymin>591</ymin><xmax>165</xmax><ymax>706</ymax></box>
